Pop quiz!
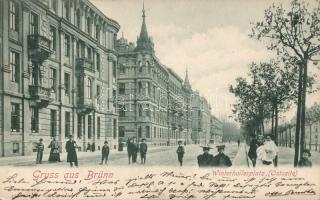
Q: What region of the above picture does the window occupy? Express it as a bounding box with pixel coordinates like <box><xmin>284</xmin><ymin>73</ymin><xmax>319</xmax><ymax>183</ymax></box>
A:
<box><xmin>87</xmin><ymin>78</ymin><xmax>92</xmax><ymax>99</ymax></box>
<box><xmin>64</xmin><ymin>35</ymin><xmax>70</xmax><ymax>57</ymax></box>
<box><xmin>11</xmin><ymin>103</ymin><xmax>20</xmax><ymax>132</ymax></box>
<box><xmin>138</xmin><ymin>82</ymin><xmax>143</xmax><ymax>94</ymax></box>
<box><xmin>96</xmin><ymin>25</ymin><xmax>100</xmax><ymax>41</ymax></box>
<box><xmin>30</xmin><ymin>12</ymin><xmax>38</xmax><ymax>35</ymax></box>
<box><xmin>146</xmin><ymin>126</ymin><xmax>150</xmax><ymax>138</ymax></box>
<box><xmin>77</xmin><ymin>114</ymin><xmax>83</xmax><ymax>139</ymax></box>
<box><xmin>9</xmin><ymin>1</ymin><xmax>18</xmax><ymax>31</ymax></box>
<box><xmin>87</xmin><ymin>47</ymin><xmax>92</xmax><ymax>60</ymax></box>
<box><xmin>75</xmin><ymin>9</ymin><xmax>81</xmax><ymax>28</ymax></box>
<box><xmin>65</xmin><ymin>112</ymin><xmax>70</xmax><ymax>138</ymax></box>
<box><xmin>86</xmin><ymin>17</ymin><xmax>91</xmax><ymax>35</ymax></box>
<box><xmin>119</xmin><ymin>83</ymin><xmax>125</xmax><ymax>95</ymax></box>
<box><xmin>10</xmin><ymin>51</ymin><xmax>19</xmax><ymax>82</ymax></box>
<box><xmin>119</xmin><ymin>105</ymin><xmax>126</xmax><ymax>117</ymax></box>
<box><xmin>50</xmin><ymin>0</ymin><xmax>57</xmax><ymax>12</ymax></box>
<box><xmin>139</xmin><ymin>105</ymin><xmax>143</xmax><ymax>117</ymax></box>
<box><xmin>139</xmin><ymin>62</ymin><xmax>143</xmax><ymax>73</ymax></box>
<box><xmin>49</xmin><ymin>68</ymin><xmax>57</xmax><ymax>91</ymax></box>
<box><xmin>119</xmin><ymin>65</ymin><xmax>125</xmax><ymax>74</ymax></box>
<box><xmin>50</xmin><ymin>110</ymin><xmax>57</xmax><ymax>138</ymax></box>
<box><xmin>63</xmin><ymin>0</ymin><xmax>70</xmax><ymax>20</ymax></box>
<box><xmin>13</xmin><ymin>143</ymin><xmax>19</xmax><ymax>153</ymax></box>
<box><xmin>113</xmin><ymin>119</ymin><xmax>117</xmax><ymax>139</ymax></box>
<box><xmin>96</xmin><ymin>85</ymin><xmax>101</xmax><ymax>98</ymax></box>
<box><xmin>50</xmin><ymin>26</ymin><xmax>56</xmax><ymax>51</ymax></box>
<box><xmin>146</xmin><ymin>104</ymin><xmax>151</xmax><ymax>118</ymax></box>
<box><xmin>147</xmin><ymin>82</ymin><xmax>151</xmax><ymax>96</ymax></box>
<box><xmin>138</xmin><ymin>126</ymin><xmax>142</xmax><ymax>138</ymax></box>
<box><xmin>31</xmin><ymin>107</ymin><xmax>39</xmax><ymax>133</ymax></box>
<box><xmin>97</xmin><ymin>117</ymin><xmax>101</xmax><ymax>139</ymax></box>
<box><xmin>119</xmin><ymin>126</ymin><xmax>125</xmax><ymax>137</ymax></box>
<box><xmin>64</xmin><ymin>73</ymin><xmax>70</xmax><ymax>96</ymax></box>
<box><xmin>88</xmin><ymin>115</ymin><xmax>92</xmax><ymax>139</ymax></box>
<box><xmin>96</xmin><ymin>53</ymin><xmax>100</xmax><ymax>75</ymax></box>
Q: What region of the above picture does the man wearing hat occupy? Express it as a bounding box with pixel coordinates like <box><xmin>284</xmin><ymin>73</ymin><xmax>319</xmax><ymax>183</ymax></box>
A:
<box><xmin>139</xmin><ymin>138</ymin><xmax>148</xmax><ymax>164</ymax></box>
<box><xmin>66</xmin><ymin>135</ymin><xmax>78</xmax><ymax>167</ymax></box>
<box><xmin>176</xmin><ymin>140</ymin><xmax>185</xmax><ymax>166</ymax></box>
<box><xmin>197</xmin><ymin>145</ymin><xmax>214</xmax><ymax>167</ymax></box>
<box><xmin>212</xmin><ymin>145</ymin><xmax>232</xmax><ymax>167</ymax></box>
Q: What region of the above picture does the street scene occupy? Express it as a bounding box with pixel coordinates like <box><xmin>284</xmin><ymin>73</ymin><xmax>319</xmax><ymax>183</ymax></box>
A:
<box><xmin>0</xmin><ymin>0</ymin><xmax>319</xmax><ymax>169</ymax></box>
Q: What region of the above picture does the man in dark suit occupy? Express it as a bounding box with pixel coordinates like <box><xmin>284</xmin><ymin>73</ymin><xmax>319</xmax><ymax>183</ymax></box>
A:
<box><xmin>212</xmin><ymin>145</ymin><xmax>232</xmax><ymax>167</ymax></box>
<box><xmin>176</xmin><ymin>140</ymin><xmax>185</xmax><ymax>166</ymax></box>
<box><xmin>197</xmin><ymin>145</ymin><xmax>214</xmax><ymax>167</ymax></box>
<box><xmin>140</xmin><ymin>138</ymin><xmax>148</xmax><ymax>164</ymax></box>
<box><xmin>66</xmin><ymin>135</ymin><xmax>78</xmax><ymax>167</ymax></box>
<box><xmin>100</xmin><ymin>141</ymin><xmax>110</xmax><ymax>165</ymax></box>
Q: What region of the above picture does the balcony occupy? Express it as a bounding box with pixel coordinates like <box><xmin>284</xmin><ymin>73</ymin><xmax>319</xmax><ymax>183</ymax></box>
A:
<box><xmin>29</xmin><ymin>85</ymin><xmax>51</xmax><ymax>108</ymax></box>
<box><xmin>28</xmin><ymin>34</ymin><xmax>51</xmax><ymax>63</ymax></box>
<box><xmin>77</xmin><ymin>97</ymin><xmax>94</xmax><ymax>114</ymax></box>
<box><xmin>76</xmin><ymin>58</ymin><xmax>94</xmax><ymax>72</ymax></box>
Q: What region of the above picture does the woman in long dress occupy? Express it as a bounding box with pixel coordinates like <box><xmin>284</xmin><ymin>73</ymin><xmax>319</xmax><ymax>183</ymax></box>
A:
<box><xmin>48</xmin><ymin>138</ymin><xmax>61</xmax><ymax>162</ymax></box>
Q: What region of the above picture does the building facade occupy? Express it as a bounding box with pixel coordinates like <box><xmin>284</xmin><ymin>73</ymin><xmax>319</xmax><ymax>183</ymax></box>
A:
<box><xmin>210</xmin><ymin>115</ymin><xmax>223</xmax><ymax>144</ymax></box>
<box><xmin>116</xmin><ymin>6</ymin><xmax>193</xmax><ymax>145</ymax></box>
<box><xmin>0</xmin><ymin>0</ymin><xmax>119</xmax><ymax>157</ymax></box>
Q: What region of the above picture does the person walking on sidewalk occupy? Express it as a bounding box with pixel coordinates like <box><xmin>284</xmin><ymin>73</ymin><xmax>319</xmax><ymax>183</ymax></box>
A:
<box><xmin>176</xmin><ymin>141</ymin><xmax>185</xmax><ymax>166</ymax></box>
<box><xmin>237</xmin><ymin>139</ymin><xmax>240</xmax><ymax>147</ymax></box>
<box><xmin>66</xmin><ymin>135</ymin><xmax>78</xmax><ymax>167</ymax></box>
<box><xmin>127</xmin><ymin>137</ymin><xmax>134</xmax><ymax>164</ymax></box>
<box><xmin>248</xmin><ymin>136</ymin><xmax>260</xmax><ymax>167</ymax></box>
<box><xmin>197</xmin><ymin>145</ymin><xmax>214</xmax><ymax>167</ymax></box>
<box><xmin>100</xmin><ymin>141</ymin><xmax>110</xmax><ymax>165</ymax></box>
<box><xmin>36</xmin><ymin>138</ymin><xmax>44</xmax><ymax>164</ymax></box>
<box><xmin>131</xmin><ymin>137</ymin><xmax>139</xmax><ymax>164</ymax></box>
<box><xmin>140</xmin><ymin>138</ymin><xmax>148</xmax><ymax>164</ymax></box>
<box><xmin>48</xmin><ymin>137</ymin><xmax>61</xmax><ymax>162</ymax></box>
<box><xmin>212</xmin><ymin>145</ymin><xmax>232</xmax><ymax>167</ymax></box>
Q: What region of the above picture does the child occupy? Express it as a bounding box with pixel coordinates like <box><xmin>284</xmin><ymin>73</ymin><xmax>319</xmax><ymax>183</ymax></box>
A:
<box><xmin>176</xmin><ymin>141</ymin><xmax>185</xmax><ymax>166</ymax></box>
<box><xmin>298</xmin><ymin>149</ymin><xmax>312</xmax><ymax>167</ymax></box>
<box><xmin>100</xmin><ymin>141</ymin><xmax>110</xmax><ymax>165</ymax></box>
<box><xmin>36</xmin><ymin>138</ymin><xmax>44</xmax><ymax>164</ymax></box>
<box><xmin>140</xmin><ymin>139</ymin><xmax>148</xmax><ymax>164</ymax></box>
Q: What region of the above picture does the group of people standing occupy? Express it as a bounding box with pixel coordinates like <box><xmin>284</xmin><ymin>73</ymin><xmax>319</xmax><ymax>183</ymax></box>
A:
<box><xmin>36</xmin><ymin>135</ymin><xmax>78</xmax><ymax>167</ymax></box>
<box><xmin>126</xmin><ymin>137</ymin><xmax>148</xmax><ymax>164</ymax></box>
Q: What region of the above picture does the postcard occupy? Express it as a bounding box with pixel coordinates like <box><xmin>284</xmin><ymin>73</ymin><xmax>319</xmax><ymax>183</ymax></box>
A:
<box><xmin>0</xmin><ymin>0</ymin><xmax>319</xmax><ymax>199</ymax></box>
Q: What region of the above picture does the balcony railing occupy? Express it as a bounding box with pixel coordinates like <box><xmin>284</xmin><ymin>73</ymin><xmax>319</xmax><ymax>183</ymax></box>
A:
<box><xmin>76</xmin><ymin>58</ymin><xmax>94</xmax><ymax>72</ymax></box>
<box><xmin>77</xmin><ymin>97</ymin><xmax>94</xmax><ymax>114</ymax></box>
<box><xmin>28</xmin><ymin>34</ymin><xmax>51</xmax><ymax>63</ymax></box>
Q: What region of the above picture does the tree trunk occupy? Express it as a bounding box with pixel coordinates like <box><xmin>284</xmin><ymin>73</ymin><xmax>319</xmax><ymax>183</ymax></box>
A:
<box><xmin>289</xmin><ymin>126</ymin><xmax>292</xmax><ymax>148</ymax></box>
<box><xmin>309</xmin><ymin>124</ymin><xmax>312</xmax><ymax>150</ymax></box>
<box><xmin>285</xmin><ymin>126</ymin><xmax>288</xmax><ymax>147</ymax></box>
<box><xmin>294</xmin><ymin>64</ymin><xmax>303</xmax><ymax>167</ymax></box>
<box><xmin>300</xmin><ymin>60</ymin><xmax>308</xmax><ymax>160</ymax></box>
<box><xmin>274</xmin><ymin>104</ymin><xmax>279</xmax><ymax>167</ymax></box>
<box><xmin>271</xmin><ymin>109</ymin><xmax>274</xmax><ymax>136</ymax></box>
<box><xmin>261</xmin><ymin>120</ymin><xmax>265</xmax><ymax>135</ymax></box>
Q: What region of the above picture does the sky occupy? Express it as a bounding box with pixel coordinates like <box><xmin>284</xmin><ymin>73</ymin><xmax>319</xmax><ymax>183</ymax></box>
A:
<box><xmin>91</xmin><ymin>0</ymin><xmax>320</xmax><ymax>122</ymax></box>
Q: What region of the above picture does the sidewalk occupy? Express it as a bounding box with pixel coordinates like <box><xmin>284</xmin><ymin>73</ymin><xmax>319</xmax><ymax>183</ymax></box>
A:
<box><xmin>0</xmin><ymin>145</ymin><xmax>174</xmax><ymax>166</ymax></box>
<box><xmin>232</xmin><ymin>143</ymin><xmax>249</xmax><ymax>167</ymax></box>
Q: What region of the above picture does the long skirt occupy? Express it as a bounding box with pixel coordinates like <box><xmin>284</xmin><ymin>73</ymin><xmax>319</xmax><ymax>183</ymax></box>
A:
<box><xmin>48</xmin><ymin>148</ymin><xmax>61</xmax><ymax>162</ymax></box>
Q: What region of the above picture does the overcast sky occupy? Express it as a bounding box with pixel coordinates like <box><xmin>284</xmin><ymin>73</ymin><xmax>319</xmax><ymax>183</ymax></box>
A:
<box><xmin>91</xmin><ymin>0</ymin><xmax>319</xmax><ymax>121</ymax></box>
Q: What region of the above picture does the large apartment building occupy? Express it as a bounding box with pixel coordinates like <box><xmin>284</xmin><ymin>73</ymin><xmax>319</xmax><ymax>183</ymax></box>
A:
<box><xmin>0</xmin><ymin>0</ymin><xmax>120</xmax><ymax>157</ymax></box>
<box><xmin>116</xmin><ymin>6</ymin><xmax>193</xmax><ymax>145</ymax></box>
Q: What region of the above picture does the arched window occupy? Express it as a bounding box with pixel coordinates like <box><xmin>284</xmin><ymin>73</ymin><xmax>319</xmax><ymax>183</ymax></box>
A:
<box><xmin>76</xmin><ymin>9</ymin><xmax>81</xmax><ymax>29</ymax></box>
<box><xmin>138</xmin><ymin>82</ymin><xmax>143</xmax><ymax>94</ymax></box>
<box><xmin>87</xmin><ymin>78</ymin><xmax>92</xmax><ymax>99</ymax></box>
<box><xmin>139</xmin><ymin>104</ymin><xmax>143</xmax><ymax>117</ymax></box>
<box><xmin>138</xmin><ymin>61</ymin><xmax>142</xmax><ymax>73</ymax></box>
<box><xmin>86</xmin><ymin>16</ymin><xmax>91</xmax><ymax>35</ymax></box>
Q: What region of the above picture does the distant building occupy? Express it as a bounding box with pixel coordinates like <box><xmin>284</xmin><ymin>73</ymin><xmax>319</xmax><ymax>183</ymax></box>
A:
<box><xmin>210</xmin><ymin>115</ymin><xmax>223</xmax><ymax>144</ymax></box>
<box><xmin>0</xmin><ymin>0</ymin><xmax>119</xmax><ymax>157</ymax></box>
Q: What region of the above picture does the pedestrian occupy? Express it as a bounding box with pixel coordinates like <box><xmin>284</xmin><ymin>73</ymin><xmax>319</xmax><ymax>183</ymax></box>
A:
<box><xmin>48</xmin><ymin>137</ymin><xmax>61</xmax><ymax>162</ymax></box>
<box><xmin>140</xmin><ymin>138</ymin><xmax>148</xmax><ymax>164</ymax></box>
<box><xmin>127</xmin><ymin>137</ymin><xmax>133</xmax><ymax>164</ymax></box>
<box><xmin>212</xmin><ymin>145</ymin><xmax>232</xmax><ymax>167</ymax></box>
<box><xmin>86</xmin><ymin>142</ymin><xmax>91</xmax><ymax>152</ymax></box>
<box><xmin>248</xmin><ymin>136</ymin><xmax>260</xmax><ymax>167</ymax></box>
<box><xmin>36</xmin><ymin>138</ymin><xmax>44</xmax><ymax>164</ymax></box>
<box><xmin>256</xmin><ymin>135</ymin><xmax>278</xmax><ymax>167</ymax></box>
<box><xmin>197</xmin><ymin>145</ymin><xmax>214</xmax><ymax>167</ymax></box>
<box><xmin>176</xmin><ymin>140</ymin><xmax>185</xmax><ymax>166</ymax></box>
<box><xmin>91</xmin><ymin>142</ymin><xmax>96</xmax><ymax>152</ymax></box>
<box><xmin>298</xmin><ymin>149</ymin><xmax>312</xmax><ymax>167</ymax></box>
<box><xmin>100</xmin><ymin>141</ymin><xmax>110</xmax><ymax>165</ymax></box>
<box><xmin>131</xmin><ymin>137</ymin><xmax>139</xmax><ymax>164</ymax></box>
<box><xmin>66</xmin><ymin>135</ymin><xmax>78</xmax><ymax>167</ymax></box>
<box><xmin>237</xmin><ymin>139</ymin><xmax>240</xmax><ymax>147</ymax></box>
